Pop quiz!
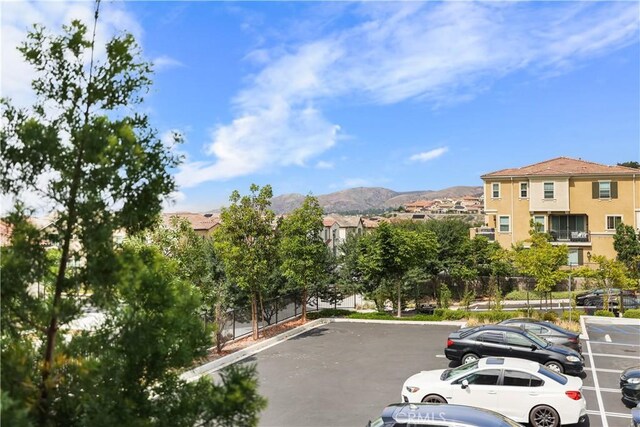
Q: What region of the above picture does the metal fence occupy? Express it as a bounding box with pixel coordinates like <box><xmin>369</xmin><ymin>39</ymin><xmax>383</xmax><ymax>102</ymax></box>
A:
<box><xmin>220</xmin><ymin>293</ymin><xmax>357</xmax><ymax>341</ymax></box>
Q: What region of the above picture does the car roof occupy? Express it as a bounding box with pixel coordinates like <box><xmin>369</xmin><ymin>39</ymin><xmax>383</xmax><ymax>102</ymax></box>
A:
<box><xmin>474</xmin><ymin>324</ymin><xmax>524</xmax><ymax>333</ymax></box>
<box><xmin>478</xmin><ymin>357</ymin><xmax>540</xmax><ymax>372</ymax></box>
<box><xmin>380</xmin><ymin>403</ymin><xmax>522</xmax><ymax>427</ymax></box>
<box><xmin>502</xmin><ymin>318</ymin><xmax>575</xmax><ymax>334</ymax></box>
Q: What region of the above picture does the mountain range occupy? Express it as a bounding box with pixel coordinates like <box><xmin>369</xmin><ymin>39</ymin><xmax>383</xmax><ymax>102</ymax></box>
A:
<box><xmin>269</xmin><ymin>186</ymin><xmax>483</xmax><ymax>214</ymax></box>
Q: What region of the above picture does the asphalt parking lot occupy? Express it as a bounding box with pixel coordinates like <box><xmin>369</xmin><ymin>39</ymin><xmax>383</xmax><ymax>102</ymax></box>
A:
<box><xmin>207</xmin><ymin>318</ymin><xmax>639</xmax><ymax>427</ymax></box>
<box><xmin>581</xmin><ymin>317</ymin><xmax>640</xmax><ymax>427</ymax></box>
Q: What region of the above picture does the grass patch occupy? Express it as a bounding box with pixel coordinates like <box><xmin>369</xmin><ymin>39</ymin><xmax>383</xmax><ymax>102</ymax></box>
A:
<box><xmin>346</xmin><ymin>312</ymin><xmax>441</xmax><ymax>321</ymax></box>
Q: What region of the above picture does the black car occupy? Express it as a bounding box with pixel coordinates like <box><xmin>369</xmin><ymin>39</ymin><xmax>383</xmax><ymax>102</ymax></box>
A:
<box><xmin>444</xmin><ymin>325</ymin><xmax>584</xmax><ymax>375</ymax></box>
<box><xmin>367</xmin><ymin>403</ymin><xmax>523</xmax><ymax>427</ymax></box>
<box><xmin>621</xmin><ymin>366</ymin><xmax>640</xmax><ymax>407</ymax></box>
<box><xmin>576</xmin><ymin>288</ymin><xmax>635</xmax><ymax>306</ymax></box>
<box><xmin>585</xmin><ymin>296</ymin><xmax>640</xmax><ymax>315</ymax></box>
<box><xmin>632</xmin><ymin>402</ymin><xmax>640</xmax><ymax>427</ymax></box>
<box><xmin>498</xmin><ymin>318</ymin><xmax>582</xmax><ymax>353</ymax></box>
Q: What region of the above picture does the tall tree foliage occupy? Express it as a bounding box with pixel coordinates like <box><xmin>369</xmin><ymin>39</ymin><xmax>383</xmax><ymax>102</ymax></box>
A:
<box><xmin>213</xmin><ymin>184</ymin><xmax>277</xmax><ymax>340</ymax></box>
<box><xmin>513</xmin><ymin>230</ymin><xmax>568</xmax><ymax>296</ymax></box>
<box><xmin>356</xmin><ymin>222</ymin><xmax>438</xmax><ymax>317</ymax></box>
<box><xmin>1</xmin><ymin>8</ymin><xmax>265</xmax><ymax>425</ymax></box>
<box><xmin>613</xmin><ymin>223</ymin><xmax>640</xmax><ymax>278</ymax></box>
<box><xmin>279</xmin><ymin>195</ymin><xmax>331</xmax><ymax>322</ymax></box>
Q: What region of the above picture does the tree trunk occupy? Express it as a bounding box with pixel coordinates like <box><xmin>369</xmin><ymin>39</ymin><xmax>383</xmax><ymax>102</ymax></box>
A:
<box><xmin>251</xmin><ymin>293</ymin><xmax>259</xmax><ymax>340</ymax></box>
<box><xmin>301</xmin><ymin>287</ymin><xmax>308</xmax><ymax>322</ymax></box>
<box><xmin>396</xmin><ymin>281</ymin><xmax>402</xmax><ymax>318</ymax></box>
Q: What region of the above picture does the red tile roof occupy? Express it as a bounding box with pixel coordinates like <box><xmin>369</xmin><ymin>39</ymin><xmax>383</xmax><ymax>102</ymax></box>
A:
<box><xmin>162</xmin><ymin>212</ymin><xmax>220</xmax><ymax>231</ymax></box>
<box><xmin>482</xmin><ymin>157</ymin><xmax>639</xmax><ymax>178</ymax></box>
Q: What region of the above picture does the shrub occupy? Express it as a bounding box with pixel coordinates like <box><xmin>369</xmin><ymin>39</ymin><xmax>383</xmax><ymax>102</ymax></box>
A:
<box><xmin>469</xmin><ymin>310</ymin><xmax>523</xmax><ymax>322</ymax></box>
<box><xmin>542</xmin><ymin>311</ymin><xmax>558</xmax><ymax>322</ymax></box>
<box><xmin>434</xmin><ymin>309</ymin><xmax>466</xmax><ymax>320</ymax></box>
<box><xmin>594</xmin><ymin>309</ymin><xmax>615</xmax><ymax>317</ymax></box>
<box><xmin>306</xmin><ymin>309</ymin><xmax>353</xmax><ymax>320</ymax></box>
<box><xmin>561</xmin><ymin>310</ymin><xmax>586</xmax><ymax>322</ymax></box>
<box><xmin>623</xmin><ymin>309</ymin><xmax>640</xmax><ymax>319</ymax></box>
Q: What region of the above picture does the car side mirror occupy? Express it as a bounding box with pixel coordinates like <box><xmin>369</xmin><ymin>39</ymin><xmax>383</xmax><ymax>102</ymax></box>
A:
<box><xmin>530</xmin><ymin>344</ymin><xmax>537</xmax><ymax>351</ymax></box>
<box><xmin>461</xmin><ymin>379</ymin><xmax>469</xmax><ymax>389</ymax></box>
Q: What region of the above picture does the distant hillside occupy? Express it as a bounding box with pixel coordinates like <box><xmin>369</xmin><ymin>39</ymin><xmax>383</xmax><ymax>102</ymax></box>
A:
<box><xmin>269</xmin><ymin>186</ymin><xmax>483</xmax><ymax>214</ymax></box>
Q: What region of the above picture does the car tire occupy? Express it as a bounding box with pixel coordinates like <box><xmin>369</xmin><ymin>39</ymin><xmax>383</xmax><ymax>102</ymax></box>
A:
<box><xmin>421</xmin><ymin>394</ymin><xmax>447</xmax><ymax>404</ymax></box>
<box><xmin>529</xmin><ymin>405</ymin><xmax>560</xmax><ymax>427</ymax></box>
<box><xmin>461</xmin><ymin>353</ymin><xmax>479</xmax><ymax>364</ymax></box>
<box><xmin>544</xmin><ymin>361</ymin><xmax>564</xmax><ymax>374</ymax></box>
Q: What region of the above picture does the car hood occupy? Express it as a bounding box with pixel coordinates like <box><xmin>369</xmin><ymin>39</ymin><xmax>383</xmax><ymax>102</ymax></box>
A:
<box><xmin>404</xmin><ymin>369</ymin><xmax>447</xmax><ymax>388</ymax></box>
<box><xmin>622</xmin><ymin>366</ymin><xmax>640</xmax><ymax>379</ymax></box>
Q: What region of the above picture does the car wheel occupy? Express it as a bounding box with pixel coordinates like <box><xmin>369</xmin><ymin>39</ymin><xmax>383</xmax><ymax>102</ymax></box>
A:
<box><xmin>529</xmin><ymin>405</ymin><xmax>560</xmax><ymax>427</ymax></box>
<box><xmin>544</xmin><ymin>361</ymin><xmax>564</xmax><ymax>373</ymax></box>
<box><xmin>421</xmin><ymin>394</ymin><xmax>447</xmax><ymax>404</ymax></box>
<box><xmin>461</xmin><ymin>353</ymin><xmax>479</xmax><ymax>364</ymax></box>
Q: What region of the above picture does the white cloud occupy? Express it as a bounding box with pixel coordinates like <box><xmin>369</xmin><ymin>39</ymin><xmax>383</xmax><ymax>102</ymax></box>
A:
<box><xmin>409</xmin><ymin>147</ymin><xmax>449</xmax><ymax>163</ymax></box>
<box><xmin>177</xmin><ymin>1</ymin><xmax>638</xmax><ymax>188</ymax></box>
<box><xmin>315</xmin><ymin>160</ymin><xmax>334</xmax><ymax>169</ymax></box>
<box><xmin>152</xmin><ymin>55</ymin><xmax>184</xmax><ymax>71</ymax></box>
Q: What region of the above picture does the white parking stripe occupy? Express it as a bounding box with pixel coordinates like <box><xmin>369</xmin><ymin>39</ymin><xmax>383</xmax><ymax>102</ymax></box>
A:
<box><xmin>604</xmin><ymin>334</ymin><xmax>612</xmax><ymax>342</ymax></box>
<box><xmin>586</xmin><ymin>410</ymin><xmax>632</xmax><ymax>419</ymax></box>
<box><xmin>435</xmin><ymin>355</ymin><xmax>446</xmax><ymax>358</ymax></box>
<box><xmin>589</xmin><ymin>341</ymin><xmax>640</xmax><ymax>347</ymax></box>
<box><xmin>594</xmin><ymin>368</ymin><xmax>623</xmax><ymax>374</ymax></box>
<box><xmin>582</xmin><ymin>386</ymin><xmax>620</xmax><ymax>393</ymax></box>
<box><xmin>585</xmin><ymin>352</ymin><xmax>640</xmax><ymax>360</ymax></box>
<box><xmin>586</xmin><ymin>340</ymin><xmax>609</xmax><ymax>427</ymax></box>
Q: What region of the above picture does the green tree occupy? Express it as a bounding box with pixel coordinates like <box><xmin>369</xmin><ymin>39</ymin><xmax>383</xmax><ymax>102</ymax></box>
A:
<box><xmin>617</xmin><ymin>161</ymin><xmax>640</xmax><ymax>169</ymax></box>
<box><xmin>357</xmin><ymin>222</ymin><xmax>438</xmax><ymax>317</ymax></box>
<box><xmin>279</xmin><ymin>195</ymin><xmax>331</xmax><ymax>322</ymax></box>
<box><xmin>513</xmin><ymin>230</ymin><xmax>568</xmax><ymax>304</ymax></box>
<box><xmin>1</xmin><ymin>10</ymin><xmax>179</xmax><ymax>423</ymax></box>
<box><xmin>613</xmin><ymin>223</ymin><xmax>640</xmax><ymax>278</ymax></box>
<box><xmin>587</xmin><ymin>255</ymin><xmax>636</xmax><ymax>312</ymax></box>
<box><xmin>213</xmin><ymin>184</ymin><xmax>277</xmax><ymax>340</ymax></box>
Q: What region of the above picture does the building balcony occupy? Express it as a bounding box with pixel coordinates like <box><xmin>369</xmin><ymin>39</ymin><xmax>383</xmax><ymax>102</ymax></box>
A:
<box><xmin>473</xmin><ymin>227</ymin><xmax>495</xmax><ymax>241</ymax></box>
<box><xmin>549</xmin><ymin>230</ymin><xmax>590</xmax><ymax>242</ymax></box>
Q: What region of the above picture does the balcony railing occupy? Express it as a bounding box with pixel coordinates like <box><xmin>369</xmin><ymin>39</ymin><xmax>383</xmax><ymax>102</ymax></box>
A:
<box><xmin>549</xmin><ymin>230</ymin><xmax>590</xmax><ymax>242</ymax></box>
<box><xmin>474</xmin><ymin>227</ymin><xmax>495</xmax><ymax>241</ymax></box>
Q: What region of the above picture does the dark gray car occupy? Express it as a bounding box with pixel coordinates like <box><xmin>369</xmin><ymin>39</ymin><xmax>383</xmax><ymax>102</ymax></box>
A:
<box><xmin>498</xmin><ymin>318</ymin><xmax>582</xmax><ymax>353</ymax></box>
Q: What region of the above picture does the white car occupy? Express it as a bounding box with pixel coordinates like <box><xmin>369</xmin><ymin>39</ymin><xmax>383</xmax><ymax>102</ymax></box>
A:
<box><xmin>401</xmin><ymin>357</ymin><xmax>587</xmax><ymax>427</ymax></box>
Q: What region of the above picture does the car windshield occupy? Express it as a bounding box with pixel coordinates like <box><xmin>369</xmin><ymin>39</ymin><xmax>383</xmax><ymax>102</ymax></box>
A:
<box><xmin>441</xmin><ymin>360</ymin><xmax>479</xmax><ymax>380</ymax></box>
<box><xmin>537</xmin><ymin>365</ymin><xmax>568</xmax><ymax>385</ymax></box>
<box><xmin>523</xmin><ymin>330</ymin><xmax>548</xmax><ymax>348</ymax></box>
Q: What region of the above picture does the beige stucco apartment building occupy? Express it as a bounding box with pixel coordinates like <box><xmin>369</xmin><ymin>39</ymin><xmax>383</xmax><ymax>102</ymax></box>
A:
<box><xmin>477</xmin><ymin>157</ymin><xmax>639</xmax><ymax>265</ymax></box>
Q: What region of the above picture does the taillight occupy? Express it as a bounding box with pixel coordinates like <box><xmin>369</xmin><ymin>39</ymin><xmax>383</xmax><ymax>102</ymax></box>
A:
<box><xmin>565</xmin><ymin>391</ymin><xmax>581</xmax><ymax>400</ymax></box>
<box><xmin>569</xmin><ymin>337</ymin><xmax>578</xmax><ymax>343</ymax></box>
<box><xmin>447</xmin><ymin>339</ymin><xmax>454</xmax><ymax>347</ymax></box>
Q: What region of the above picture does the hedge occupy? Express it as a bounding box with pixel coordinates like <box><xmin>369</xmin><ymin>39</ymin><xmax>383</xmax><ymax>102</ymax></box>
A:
<box><xmin>594</xmin><ymin>309</ymin><xmax>615</xmax><ymax>317</ymax></box>
<box><xmin>306</xmin><ymin>309</ymin><xmax>353</xmax><ymax>320</ymax></box>
<box><xmin>623</xmin><ymin>309</ymin><xmax>640</xmax><ymax>319</ymax></box>
<box><xmin>561</xmin><ymin>310</ymin><xmax>586</xmax><ymax>322</ymax></box>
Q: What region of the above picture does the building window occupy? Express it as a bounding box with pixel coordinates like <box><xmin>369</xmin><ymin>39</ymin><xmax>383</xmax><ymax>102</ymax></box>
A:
<box><xmin>606</xmin><ymin>215</ymin><xmax>622</xmax><ymax>231</ymax></box>
<box><xmin>543</xmin><ymin>182</ymin><xmax>554</xmax><ymax>199</ymax></box>
<box><xmin>499</xmin><ymin>216</ymin><xmax>510</xmax><ymax>233</ymax></box>
<box><xmin>568</xmin><ymin>248</ymin><xmax>580</xmax><ymax>266</ymax></box>
<box><xmin>520</xmin><ymin>182</ymin><xmax>528</xmax><ymax>198</ymax></box>
<box><xmin>532</xmin><ymin>215</ymin><xmax>545</xmax><ymax>232</ymax></box>
<box><xmin>599</xmin><ymin>181</ymin><xmax>611</xmax><ymax>199</ymax></box>
<box><xmin>492</xmin><ymin>183</ymin><xmax>500</xmax><ymax>198</ymax></box>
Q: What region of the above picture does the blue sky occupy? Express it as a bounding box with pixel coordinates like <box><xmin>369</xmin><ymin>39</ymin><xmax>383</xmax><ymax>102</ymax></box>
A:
<box><xmin>2</xmin><ymin>1</ymin><xmax>639</xmax><ymax>213</ymax></box>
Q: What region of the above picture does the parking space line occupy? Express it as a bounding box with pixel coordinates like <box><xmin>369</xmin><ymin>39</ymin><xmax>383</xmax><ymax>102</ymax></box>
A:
<box><xmin>588</xmin><ymin>341</ymin><xmax>640</xmax><ymax>347</ymax></box>
<box><xmin>582</xmin><ymin>386</ymin><xmax>620</xmax><ymax>393</ymax></box>
<box><xmin>586</xmin><ymin>410</ymin><xmax>632</xmax><ymax>419</ymax></box>
<box><xmin>605</xmin><ymin>334</ymin><xmax>612</xmax><ymax>342</ymax></box>
<box><xmin>586</xmin><ymin>340</ymin><xmax>609</xmax><ymax>427</ymax></box>
<box><xmin>435</xmin><ymin>355</ymin><xmax>446</xmax><ymax>358</ymax></box>
<box><xmin>593</xmin><ymin>368</ymin><xmax>623</xmax><ymax>374</ymax></box>
<box><xmin>585</xmin><ymin>352</ymin><xmax>640</xmax><ymax>360</ymax></box>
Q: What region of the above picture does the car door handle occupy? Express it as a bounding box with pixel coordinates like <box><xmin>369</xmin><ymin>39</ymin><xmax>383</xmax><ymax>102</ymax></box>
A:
<box><xmin>488</xmin><ymin>391</ymin><xmax>497</xmax><ymax>394</ymax></box>
<box><xmin>529</xmin><ymin>392</ymin><xmax>539</xmax><ymax>396</ymax></box>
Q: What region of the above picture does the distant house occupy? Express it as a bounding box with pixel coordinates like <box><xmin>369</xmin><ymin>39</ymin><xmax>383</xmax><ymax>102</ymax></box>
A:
<box><xmin>322</xmin><ymin>214</ymin><xmax>364</xmax><ymax>255</ymax></box>
<box><xmin>162</xmin><ymin>212</ymin><xmax>221</xmax><ymax>238</ymax></box>
<box><xmin>405</xmin><ymin>200</ymin><xmax>436</xmax><ymax>212</ymax></box>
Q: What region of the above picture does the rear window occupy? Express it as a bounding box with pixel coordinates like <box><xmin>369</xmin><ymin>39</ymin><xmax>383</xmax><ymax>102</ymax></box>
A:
<box><xmin>537</xmin><ymin>366</ymin><xmax>568</xmax><ymax>385</ymax></box>
<box><xmin>477</xmin><ymin>332</ymin><xmax>504</xmax><ymax>344</ymax></box>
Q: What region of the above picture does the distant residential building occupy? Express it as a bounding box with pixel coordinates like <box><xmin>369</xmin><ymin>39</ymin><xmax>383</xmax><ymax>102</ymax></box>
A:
<box><xmin>162</xmin><ymin>212</ymin><xmax>221</xmax><ymax>238</ymax></box>
<box><xmin>405</xmin><ymin>200</ymin><xmax>436</xmax><ymax>212</ymax></box>
<box><xmin>477</xmin><ymin>157</ymin><xmax>639</xmax><ymax>264</ymax></box>
<box><xmin>322</xmin><ymin>214</ymin><xmax>364</xmax><ymax>256</ymax></box>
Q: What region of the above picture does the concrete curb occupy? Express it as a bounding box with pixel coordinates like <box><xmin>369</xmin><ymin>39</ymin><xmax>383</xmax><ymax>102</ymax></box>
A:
<box><xmin>582</xmin><ymin>315</ymin><xmax>640</xmax><ymax>327</ymax></box>
<box><xmin>181</xmin><ymin>318</ymin><xmax>329</xmax><ymax>382</ymax></box>
<box><xmin>181</xmin><ymin>317</ymin><xmax>467</xmax><ymax>381</ymax></box>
